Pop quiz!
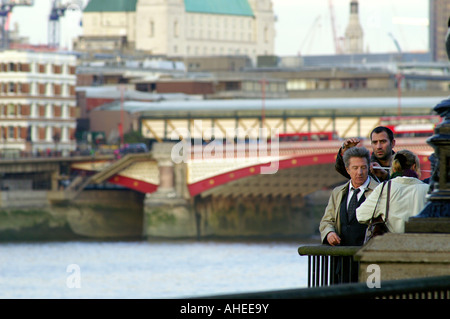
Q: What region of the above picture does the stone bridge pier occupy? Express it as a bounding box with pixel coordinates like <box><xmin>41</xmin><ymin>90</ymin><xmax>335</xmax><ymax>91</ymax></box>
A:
<box><xmin>143</xmin><ymin>143</ymin><xmax>198</xmax><ymax>238</ymax></box>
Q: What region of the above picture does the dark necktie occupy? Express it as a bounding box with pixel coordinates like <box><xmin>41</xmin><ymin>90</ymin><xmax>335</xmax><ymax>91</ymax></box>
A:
<box><xmin>348</xmin><ymin>188</ymin><xmax>360</xmax><ymax>216</ymax></box>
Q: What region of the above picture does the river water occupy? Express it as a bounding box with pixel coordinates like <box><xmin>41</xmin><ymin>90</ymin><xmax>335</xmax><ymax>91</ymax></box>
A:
<box><xmin>0</xmin><ymin>239</ymin><xmax>311</xmax><ymax>299</ymax></box>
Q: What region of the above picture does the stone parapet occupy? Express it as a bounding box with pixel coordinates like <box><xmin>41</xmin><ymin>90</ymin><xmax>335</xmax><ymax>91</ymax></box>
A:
<box><xmin>355</xmin><ymin>233</ymin><xmax>450</xmax><ymax>282</ymax></box>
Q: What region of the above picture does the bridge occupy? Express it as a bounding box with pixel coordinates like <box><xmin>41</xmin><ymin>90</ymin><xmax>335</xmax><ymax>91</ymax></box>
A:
<box><xmin>0</xmin><ymin>137</ymin><xmax>434</xmax><ymax>240</ymax></box>
<box><xmin>69</xmin><ymin>138</ymin><xmax>433</xmax><ymax>199</ymax></box>
<box><xmin>133</xmin><ymin>96</ymin><xmax>444</xmax><ymax>142</ymax></box>
<box><xmin>64</xmin><ymin>138</ymin><xmax>433</xmax><ymax>238</ymax></box>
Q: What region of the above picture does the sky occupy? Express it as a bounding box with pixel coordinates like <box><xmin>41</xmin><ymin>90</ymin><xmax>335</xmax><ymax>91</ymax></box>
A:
<box><xmin>9</xmin><ymin>0</ymin><xmax>429</xmax><ymax>56</ymax></box>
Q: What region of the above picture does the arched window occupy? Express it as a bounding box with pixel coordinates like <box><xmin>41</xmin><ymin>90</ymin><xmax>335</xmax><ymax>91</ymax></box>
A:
<box><xmin>174</xmin><ymin>20</ymin><xmax>179</xmax><ymax>38</ymax></box>
<box><xmin>149</xmin><ymin>21</ymin><xmax>155</xmax><ymax>37</ymax></box>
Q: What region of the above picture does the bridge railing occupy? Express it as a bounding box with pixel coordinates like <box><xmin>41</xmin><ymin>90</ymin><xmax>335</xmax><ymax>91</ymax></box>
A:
<box><xmin>298</xmin><ymin>245</ymin><xmax>361</xmax><ymax>287</ymax></box>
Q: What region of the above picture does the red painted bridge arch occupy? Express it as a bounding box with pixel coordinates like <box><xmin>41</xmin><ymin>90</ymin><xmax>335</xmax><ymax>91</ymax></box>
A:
<box><xmin>187</xmin><ymin>149</ymin><xmax>432</xmax><ymax>197</ymax></box>
<box><xmin>187</xmin><ymin>152</ymin><xmax>338</xmax><ymax>196</ymax></box>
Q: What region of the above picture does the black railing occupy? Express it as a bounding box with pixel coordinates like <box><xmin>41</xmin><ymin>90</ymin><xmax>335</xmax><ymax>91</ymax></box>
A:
<box><xmin>200</xmin><ymin>275</ymin><xmax>450</xmax><ymax>299</ymax></box>
<box><xmin>298</xmin><ymin>245</ymin><xmax>361</xmax><ymax>287</ymax></box>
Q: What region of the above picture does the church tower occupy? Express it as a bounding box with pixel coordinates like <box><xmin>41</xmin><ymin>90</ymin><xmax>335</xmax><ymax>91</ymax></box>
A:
<box><xmin>343</xmin><ymin>0</ymin><xmax>364</xmax><ymax>54</ymax></box>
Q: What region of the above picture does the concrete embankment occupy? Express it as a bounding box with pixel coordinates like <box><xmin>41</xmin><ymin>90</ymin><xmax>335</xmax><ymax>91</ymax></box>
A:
<box><xmin>0</xmin><ymin>189</ymin><xmax>330</xmax><ymax>241</ymax></box>
<box><xmin>143</xmin><ymin>190</ymin><xmax>331</xmax><ymax>240</ymax></box>
<box><xmin>0</xmin><ymin>190</ymin><xmax>145</xmax><ymax>241</ymax></box>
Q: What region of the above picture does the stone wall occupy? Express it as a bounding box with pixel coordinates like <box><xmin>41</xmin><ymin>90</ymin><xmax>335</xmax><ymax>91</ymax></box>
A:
<box><xmin>0</xmin><ymin>189</ymin><xmax>145</xmax><ymax>241</ymax></box>
<box><xmin>356</xmin><ymin>233</ymin><xmax>450</xmax><ymax>282</ymax></box>
<box><xmin>143</xmin><ymin>190</ymin><xmax>330</xmax><ymax>240</ymax></box>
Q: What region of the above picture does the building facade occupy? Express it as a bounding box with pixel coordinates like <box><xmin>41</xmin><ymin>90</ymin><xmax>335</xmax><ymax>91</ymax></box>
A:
<box><xmin>343</xmin><ymin>0</ymin><xmax>364</xmax><ymax>54</ymax></box>
<box><xmin>79</xmin><ymin>0</ymin><xmax>275</xmax><ymax>62</ymax></box>
<box><xmin>429</xmin><ymin>0</ymin><xmax>450</xmax><ymax>61</ymax></box>
<box><xmin>0</xmin><ymin>50</ymin><xmax>78</xmax><ymax>155</ymax></box>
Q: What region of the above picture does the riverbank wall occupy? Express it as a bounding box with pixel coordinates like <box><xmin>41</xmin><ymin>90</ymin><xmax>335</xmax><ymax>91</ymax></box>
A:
<box><xmin>0</xmin><ymin>190</ymin><xmax>145</xmax><ymax>241</ymax></box>
<box><xmin>0</xmin><ymin>189</ymin><xmax>329</xmax><ymax>241</ymax></box>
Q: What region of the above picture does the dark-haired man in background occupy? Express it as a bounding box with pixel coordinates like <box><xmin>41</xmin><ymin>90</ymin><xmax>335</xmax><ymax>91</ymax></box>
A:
<box><xmin>335</xmin><ymin>126</ymin><xmax>396</xmax><ymax>183</ymax></box>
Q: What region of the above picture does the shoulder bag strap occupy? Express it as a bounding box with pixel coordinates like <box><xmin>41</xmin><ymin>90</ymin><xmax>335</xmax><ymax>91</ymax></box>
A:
<box><xmin>370</xmin><ymin>181</ymin><xmax>387</xmax><ymax>220</ymax></box>
<box><xmin>384</xmin><ymin>180</ymin><xmax>392</xmax><ymax>221</ymax></box>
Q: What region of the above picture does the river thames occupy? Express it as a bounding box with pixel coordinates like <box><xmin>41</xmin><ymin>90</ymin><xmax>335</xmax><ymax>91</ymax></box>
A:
<box><xmin>0</xmin><ymin>239</ymin><xmax>311</xmax><ymax>299</ymax></box>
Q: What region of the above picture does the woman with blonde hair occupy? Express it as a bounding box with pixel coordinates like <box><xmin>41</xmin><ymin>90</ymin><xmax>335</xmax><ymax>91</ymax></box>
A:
<box><xmin>356</xmin><ymin>150</ymin><xmax>429</xmax><ymax>234</ymax></box>
<box><xmin>390</xmin><ymin>149</ymin><xmax>422</xmax><ymax>179</ymax></box>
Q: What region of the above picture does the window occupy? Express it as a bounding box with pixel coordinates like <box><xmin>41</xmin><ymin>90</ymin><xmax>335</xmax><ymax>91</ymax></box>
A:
<box><xmin>174</xmin><ymin>20</ymin><xmax>179</xmax><ymax>38</ymax></box>
<box><xmin>38</xmin><ymin>104</ymin><xmax>46</xmax><ymax>117</ymax></box>
<box><xmin>149</xmin><ymin>21</ymin><xmax>154</xmax><ymax>37</ymax></box>
<box><xmin>342</xmin><ymin>78</ymin><xmax>367</xmax><ymax>90</ymax></box>
<box><xmin>8</xmin><ymin>126</ymin><xmax>15</xmax><ymax>139</ymax></box>
<box><xmin>17</xmin><ymin>63</ymin><xmax>30</xmax><ymax>72</ymax></box>
<box><xmin>53</xmin><ymin>84</ymin><xmax>61</xmax><ymax>95</ymax></box>
<box><xmin>53</xmin><ymin>105</ymin><xmax>61</xmax><ymax>117</ymax></box>
<box><xmin>69</xmin><ymin>65</ymin><xmax>76</xmax><ymax>75</ymax></box>
<box><xmin>19</xmin><ymin>82</ymin><xmax>30</xmax><ymax>94</ymax></box>
<box><xmin>52</xmin><ymin>65</ymin><xmax>62</xmax><ymax>74</ymax></box>
<box><xmin>38</xmin><ymin>83</ymin><xmax>46</xmax><ymax>95</ymax></box>
<box><xmin>225</xmin><ymin>82</ymin><xmax>240</xmax><ymax>91</ymax></box>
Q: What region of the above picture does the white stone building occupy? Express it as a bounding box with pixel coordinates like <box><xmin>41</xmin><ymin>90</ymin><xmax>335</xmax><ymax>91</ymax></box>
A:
<box><xmin>79</xmin><ymin>0</ymin><xmax>275</xmax><ymax>62</ymax></box>
<box><xmin>0</xmin><ymin>50</ymin><xmax>78</xmax><ymax>155</ymax></box>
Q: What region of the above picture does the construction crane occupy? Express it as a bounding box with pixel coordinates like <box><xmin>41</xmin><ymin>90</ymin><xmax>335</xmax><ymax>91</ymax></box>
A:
<box><xmin>48</xmin><ymin>0</ymin><xmax>83</xmax><ymax>48</ymax></box>
<box><xmin>48</xmin><ymin>0</ymin><xmax>69</xmax><ymax>48</ymax></box>
<box><xmin>328</xmin><ymin>0</ymin><xmax>342</xmax><ymax>54</ymax></box>
<box><xmin>388</xmin><ymin>32</ymin><xmax>402</xmax><ymax>56</ymax></box>
<box><xmin>388</xmin><ymin>32</ymin><xmax>404</xmax><ymax>116</ymax></box>
<box><xmin>298</xmin><ymin>15</ymin><xmax>321</xmax><ymax>55</ymax></box>
<box><xmin>0</xmin><ymin>0</ymin><xmax>34</xmax><ymax>49</ymax></box>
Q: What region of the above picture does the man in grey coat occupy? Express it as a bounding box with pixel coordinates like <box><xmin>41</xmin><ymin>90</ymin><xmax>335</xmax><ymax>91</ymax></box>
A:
<box><xmin>320</xmin><ymin>147</ymin><xmax>379</xmax><ymax>246</ymax></box>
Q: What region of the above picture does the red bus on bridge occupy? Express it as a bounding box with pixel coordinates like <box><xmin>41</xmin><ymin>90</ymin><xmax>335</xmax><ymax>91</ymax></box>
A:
<box><xmin>380</xmin><ymin>115</ymin><xmax>441</xmax><ymax>138</ymax></box>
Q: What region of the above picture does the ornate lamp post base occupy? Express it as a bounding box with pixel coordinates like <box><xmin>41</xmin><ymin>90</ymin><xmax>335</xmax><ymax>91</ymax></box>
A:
<box><xmin>407</xmin><ymin>98</ymin><xmax>450</xmax><ymax>233</ymax></box>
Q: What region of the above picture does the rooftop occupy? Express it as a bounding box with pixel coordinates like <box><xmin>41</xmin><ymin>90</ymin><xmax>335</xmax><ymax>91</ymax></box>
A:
<box><xmin>83</xmin><ymin>0</ymin><xmax>254</xmax><ymax>16</ymax></box>
<box><xmin>184</xmin><ymin>0</ymin><xmax>254</xmax><ymax>16</ymax></box>
<box><xmin>84</xmin><ymin>0</ymin><xmax>137</xmax><ymax>12</ymax></box>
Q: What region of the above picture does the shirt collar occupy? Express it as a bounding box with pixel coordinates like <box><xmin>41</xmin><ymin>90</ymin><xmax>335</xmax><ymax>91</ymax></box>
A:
<box><xmin>350</xmin><ymin>176</ymin><xmax>370</xmax><ymax>192</ymax></box>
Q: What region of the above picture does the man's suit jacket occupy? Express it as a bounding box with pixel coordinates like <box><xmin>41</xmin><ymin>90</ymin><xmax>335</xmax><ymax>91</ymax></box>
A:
<box><xmin>319</xmin><ymin>177</ymin><xmax>380</xmax><ymax>244</ymax></box>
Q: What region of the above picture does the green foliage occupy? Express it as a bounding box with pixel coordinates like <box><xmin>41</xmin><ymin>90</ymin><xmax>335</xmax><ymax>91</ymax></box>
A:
<box><xmin>123</xmin><ymin>130</ymin><xmax>146</xmax><ymax>144</ymax></box>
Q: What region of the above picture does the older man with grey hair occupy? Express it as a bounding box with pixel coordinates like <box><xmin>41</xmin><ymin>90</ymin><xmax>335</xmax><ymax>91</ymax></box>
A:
<box><xmin>319</xmin><ymin>147</ymin><xmax>379</xmax><ymax>247</ymax></box>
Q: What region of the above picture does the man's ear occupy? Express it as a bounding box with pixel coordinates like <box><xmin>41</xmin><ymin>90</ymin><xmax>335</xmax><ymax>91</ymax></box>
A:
<box><xmin>391</xmin><ymin>139</ymin><xmax>396</xmax><ymax>149</ymax></box>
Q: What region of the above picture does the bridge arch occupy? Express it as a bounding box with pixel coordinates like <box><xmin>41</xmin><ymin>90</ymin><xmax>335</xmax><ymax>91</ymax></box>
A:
<box><xmin>187</xmin><ymin>152</ymin><xmax>339</xmax><ymax>197</ymax></box>
<box><xmin>68</xmin><ymin>140</ymin><xmax>433</xmax><ymax>197</ymax></box>
<box><xmin>187</xmin><ymin>146</ymin><xmax>433</xmax><ymax>197</ymax></box>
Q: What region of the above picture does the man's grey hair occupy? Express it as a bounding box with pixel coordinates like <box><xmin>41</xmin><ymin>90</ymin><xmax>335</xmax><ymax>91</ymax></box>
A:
<box><xmin>343</xmin><ymin>147</ymin><xmax>370</xmax><ymax>167</ymax></box>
